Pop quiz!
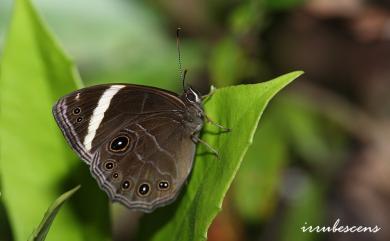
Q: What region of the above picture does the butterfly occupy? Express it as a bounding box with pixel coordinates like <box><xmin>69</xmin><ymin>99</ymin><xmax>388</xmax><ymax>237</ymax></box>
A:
<box><xmin>52</xmin><ymin>29</ymin><xmax>228</xmax><ymax>212</ymax></box>
<box><xmin>53</xmin><ymin>82</ymin><xmax>212</xmax><ymax>211</ymax></box>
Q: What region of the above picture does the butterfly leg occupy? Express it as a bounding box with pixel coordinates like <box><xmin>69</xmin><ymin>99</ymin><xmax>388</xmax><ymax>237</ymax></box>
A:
<box><xmin>201</xmin><ymin>85</ymin><xmax>216</xmax><ymax>100</ymax></box>
<box><xmin>191</xmin><ymin>135</ymin><xmax>220</xmax><ymax>158</ymax></box>
<box><xmin>203</xmin><ymin>114</ymin><xmax>231</xmax><ymax>132</ymax></box>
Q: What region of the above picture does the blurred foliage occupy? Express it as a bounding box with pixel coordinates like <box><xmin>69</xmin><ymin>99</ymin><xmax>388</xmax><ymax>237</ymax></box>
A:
<box><xmin>229</xmin><ymin>1</ymin><xmax>264</xmax><ymax>35</ymax></box>
<box><xmin>232</xmin><ymin>94</ymin><xmax>347</xmax><ymax>228</ymax></box>
<box><xmin>209</xmin><ymin>37</ymin><xmax>257</xmax><ymax>87</ymax></box>
<box><xmin>206</xmin><ymin>88</ymin><xmax>348</xmax><ymax>241</ymax></box>
<box><xmin>280</xmin><ymin>175</ymin><xmax>325</xmax><ymax>241</ymax></box>
<box><xmin>264</xmin><ymin>0</ymin><xmax>306</xmax><ymax>10</ymax></box>
<box><xmin>276</xmin><ymin>95</ymin><xmax>347</xmax><ymax>167</ymax></box>
<box><xmin>0</xmin><ymin>0</ymin><xmax>109</xmax><ymax>240</ymax></box>
<box><xmin>1</xmin><ymin>0</ymin><xmax>203</xmax><ymax>90</ymax></box>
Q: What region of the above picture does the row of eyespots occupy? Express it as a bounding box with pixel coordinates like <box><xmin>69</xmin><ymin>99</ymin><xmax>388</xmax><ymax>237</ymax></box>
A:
<box><xmin>72</xmin><ymin>107</ymin><xmax>83</xmax><ymax>123</ymax></box>
<box><xmin>120</xmin><ymin>181</ymin><xmax>170</xmax><ymax>196</ymax></box>
<box><xmin>104</xmin><ymin>160</ymin><xmax>170</xmax><ymax>196</ymax></box>
<box><xmin>119</xmin><ymin>181</ymin><xmax>149</xmax><ymax>196</ymax></box>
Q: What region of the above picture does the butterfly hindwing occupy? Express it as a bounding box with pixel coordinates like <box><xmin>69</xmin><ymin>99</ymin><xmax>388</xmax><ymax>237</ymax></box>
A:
<box><xmin>90</xmin><ymin>112</ymin><xmax>196</xmax><ymax>212</ymax></box>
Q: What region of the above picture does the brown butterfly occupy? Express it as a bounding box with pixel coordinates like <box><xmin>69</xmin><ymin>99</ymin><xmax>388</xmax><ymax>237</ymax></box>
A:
<box><xmin>52</xmin><ymin>29</ymin><xmax>228</xmax><ymax>212</ymax></box>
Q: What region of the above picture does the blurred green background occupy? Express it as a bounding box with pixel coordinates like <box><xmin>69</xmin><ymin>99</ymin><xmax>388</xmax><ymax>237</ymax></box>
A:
<box><xmin>1</xmin><ymin>0</ymin><xmax>389</xmax><ymax>241</ymax></box>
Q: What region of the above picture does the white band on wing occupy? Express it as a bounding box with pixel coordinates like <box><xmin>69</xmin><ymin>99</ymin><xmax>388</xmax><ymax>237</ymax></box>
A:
<box><xmin>83</xmin><ymin>85</ymin><xmax>125</xmax><ymax>151</ymax></box>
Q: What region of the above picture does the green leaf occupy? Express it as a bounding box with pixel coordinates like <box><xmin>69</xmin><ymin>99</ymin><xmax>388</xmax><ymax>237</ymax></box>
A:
<box><xmin>28</xmin><ymin>186</ymin><xmax>81</xmax><ymax>241</ymax></box>
<box><xmin>0</xmin><ymin>0</ymin><xmax>109</xmax><ymax>241</ymax></box>
<box><xmin>139</xmin><ymin>71</ymin><xmax>303</xmax><ymax>241</ymax></box>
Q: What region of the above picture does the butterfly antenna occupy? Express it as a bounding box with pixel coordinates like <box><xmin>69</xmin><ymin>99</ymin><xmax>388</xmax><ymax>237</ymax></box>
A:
<box><xmin>183</xmin><ymin>69</ymin><xmax>188</xmax><ymax>88</ymax></box>
<box><xmin>176</xmin><ymin>27</ymin><xmax>185</xmax><ymax>90</ymax></box>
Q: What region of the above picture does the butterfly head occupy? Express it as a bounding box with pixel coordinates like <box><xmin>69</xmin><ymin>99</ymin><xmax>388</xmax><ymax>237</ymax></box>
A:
<box><xmin>183</xmin><ymin>86</ymin><xmax>202</xmax><ymax>105</ymax></box>
<box><xmin>181</xmin><ymin>86</ymin><xmax>204</xmax><ymax>124</ymax></box>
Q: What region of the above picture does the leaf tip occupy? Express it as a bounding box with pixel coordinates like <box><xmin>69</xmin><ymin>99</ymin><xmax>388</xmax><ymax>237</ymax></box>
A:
<box><xmin>292</xmin><ymin>70</ymin><xmax>305</xmax><ymax>77</ymax></box>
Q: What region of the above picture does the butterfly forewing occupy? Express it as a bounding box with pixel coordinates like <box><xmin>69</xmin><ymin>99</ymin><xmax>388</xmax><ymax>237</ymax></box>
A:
<box><xmin>52</xmin><ymin>85</ymin><xmax>114</xmax><ymax>162</ymax></box>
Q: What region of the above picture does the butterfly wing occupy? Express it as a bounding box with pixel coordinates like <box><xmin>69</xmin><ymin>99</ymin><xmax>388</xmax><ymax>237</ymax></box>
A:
<box><xmin>52</xmin><ymin>84</ymin><xmax>185</xmax><ymax>163</ymax></box>
<box><xmin>90</xmin><ymin>112</ymin><xmax>197</xmax><ymax>212</ymax></box>
<box><xmin>53</xmin><ymin>84</ymin><xmax>200</xmax><ymax>211</ymax></box>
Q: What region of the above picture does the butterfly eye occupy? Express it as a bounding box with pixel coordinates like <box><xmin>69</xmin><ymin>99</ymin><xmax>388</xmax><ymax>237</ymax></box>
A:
<box><xmin>185</xmin><ymin>87</ymin><xmax>201</xmax><ymax>103</ymax></box>
<box><xmin>186</xmin><ymin>92</ymin><xmax>196</xmax><ymax>102</ymax></box>
<box><xmin>158</xmin><ymin>181</ymin><xmax>170</xmax><ymax>190</ymax></box>
<box><xmin>138</xmin><ymin>183</ymin><xmax>150</xmax><ymax>196</ymax></box>
<box><xmin>109</xmin><ymin>135</ymin><xmax>129</xmax><ymax>152</ymax></box>
<box><xmin>72</xmin><ymin>107</ymin><xmax>81</xmax><ymax>115</ymax></box>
